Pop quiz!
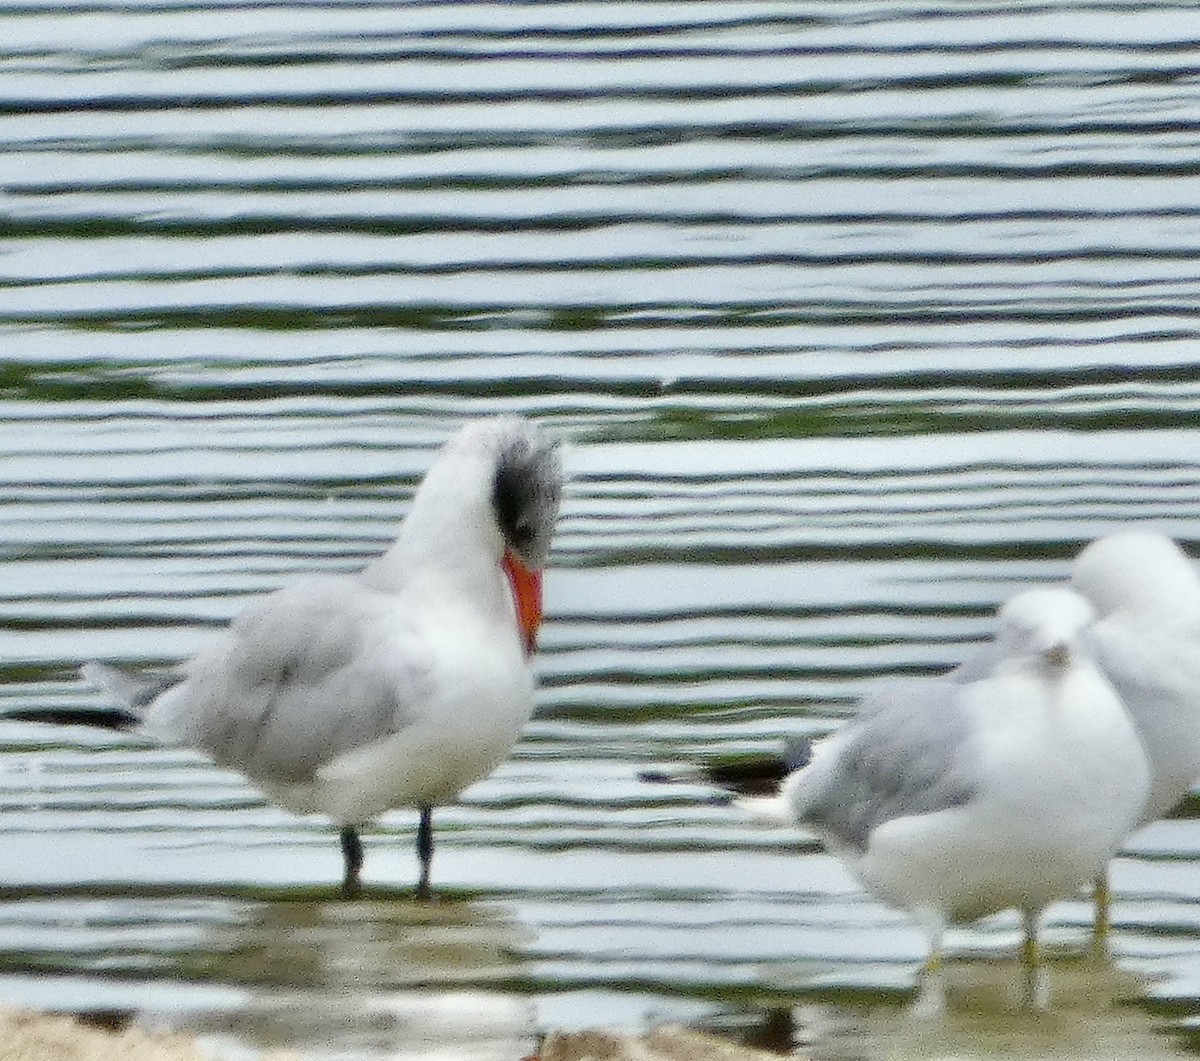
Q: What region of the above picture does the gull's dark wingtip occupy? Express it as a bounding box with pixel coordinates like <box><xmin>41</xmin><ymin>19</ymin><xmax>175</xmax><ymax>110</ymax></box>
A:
<box><xmin>3</xmin><ymin>707</ymin><xmax>142</xmax><ymax>731</ymax></box>
<box><xmin>639</xmin><ymin>740</ymin><xmax>813</xmax><ymax>799</ymax></box>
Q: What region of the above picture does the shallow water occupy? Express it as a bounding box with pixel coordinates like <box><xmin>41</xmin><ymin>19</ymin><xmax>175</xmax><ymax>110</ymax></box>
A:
<box><xmin>4</xmin><ymin>0</ymin><xmax>1200</xmax><ymax>1057</ymax></box>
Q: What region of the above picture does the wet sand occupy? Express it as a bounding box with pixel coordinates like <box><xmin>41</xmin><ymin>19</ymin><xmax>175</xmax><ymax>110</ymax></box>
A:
<box><xmin>0</xmin><ymin>1008</ymin><xmax>248</xmax><ymax>1061</ymax></box>
<box><xmin>0</xmin><ymin>1008</ymin><xmax>793</xmax><ymax>1061</ymax></box>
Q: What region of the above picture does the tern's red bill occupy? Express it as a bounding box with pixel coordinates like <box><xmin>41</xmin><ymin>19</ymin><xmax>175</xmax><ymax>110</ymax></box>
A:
<box><xmin>501</xmin><ymin>550</ymin><xmax>543</xmax><ymax>656</ymax></box>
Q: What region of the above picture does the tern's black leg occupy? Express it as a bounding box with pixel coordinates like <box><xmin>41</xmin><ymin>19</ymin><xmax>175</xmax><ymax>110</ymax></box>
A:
<box><xmin>415</xmin><ymin>804</ymin><xmax>433</xmax><ymax>900</ymax></box>
<box><xmin>340</xmin><ymin>825</ymin><xmax>363</xmax><ymax>899</ymax></box>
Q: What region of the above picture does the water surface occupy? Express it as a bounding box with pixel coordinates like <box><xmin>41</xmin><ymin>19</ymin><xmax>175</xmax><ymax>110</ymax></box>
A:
<box><xmin>3</xmin><ymin>1</ymin><xmax>1200</xmax><ymax>1057</ymax></box>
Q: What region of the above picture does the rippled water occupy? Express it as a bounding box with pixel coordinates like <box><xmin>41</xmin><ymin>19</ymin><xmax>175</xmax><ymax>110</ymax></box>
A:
<box><xmin>4</xmin><ymin>1</ymin><xmax>1200</xmax><ymax>1058</ymax></box>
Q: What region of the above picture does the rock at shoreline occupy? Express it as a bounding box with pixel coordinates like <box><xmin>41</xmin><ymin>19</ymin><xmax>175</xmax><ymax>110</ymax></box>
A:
<box><xmin>539</xmin><ymin>1025</ymin><xmax>794</xmax><ymax>1061</ymax></box>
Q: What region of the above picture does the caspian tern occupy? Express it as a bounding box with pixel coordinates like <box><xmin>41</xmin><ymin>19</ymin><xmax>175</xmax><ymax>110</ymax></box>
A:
<box><xmin>742</xmin><ymin>587</ymin><xmax>1148</xmax><ymax>1014</ymax></box>
<box><xmin>40</xmin><ymin>417</ymin><xmax>564</xmax><ymax>898</ymax></box>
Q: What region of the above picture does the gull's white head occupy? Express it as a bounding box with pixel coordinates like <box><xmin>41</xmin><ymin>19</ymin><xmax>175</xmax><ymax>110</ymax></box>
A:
<box><xmin>994</xmin><ymin>586</ymin><xmax>1096</xmax><ymax>670</ymax></box>
<box><xmin>1071</xmin><ymin>530</ymin><xmax>1200</xmax><ymax>620</ymax></box>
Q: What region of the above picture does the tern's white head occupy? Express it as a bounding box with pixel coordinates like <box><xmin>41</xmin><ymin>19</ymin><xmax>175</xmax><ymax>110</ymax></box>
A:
<box><xmin>367</xmin><ymin>417</ymin><xmax>564</xmax><ymax>654</ymax></box>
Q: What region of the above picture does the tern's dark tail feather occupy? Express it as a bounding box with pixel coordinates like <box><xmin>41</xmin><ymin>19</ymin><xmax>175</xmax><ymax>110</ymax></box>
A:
<box><xmin>5</xmin><ymin>662</ymin><xmax>180</xmax><ymax>732</ymax></box>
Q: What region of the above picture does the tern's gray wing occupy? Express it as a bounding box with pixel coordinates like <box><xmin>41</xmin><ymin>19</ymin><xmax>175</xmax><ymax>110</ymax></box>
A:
<box><xmin>148</xmin><ymin>574</ymin><xmax>432</xmax><ymax>785</ymax></box>
<box><xmin>798</xmin><ymin>677</ymin><xmax>979</xmax><ymax>852</ymax></box>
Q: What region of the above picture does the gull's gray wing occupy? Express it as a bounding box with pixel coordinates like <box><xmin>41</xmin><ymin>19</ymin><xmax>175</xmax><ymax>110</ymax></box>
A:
<box><xmin>948</xmin><ymin>640</ymin><xmax>1002</xmax><ymax>684</ymax></box>
<box><xmin>796</xmin><ymin>677</ymin><xmax>979</xmax><ymax>852</ymax></box>
<box><xmin>146</xmin><ymin>573</ymin><xmax>433</xmax><ymax>786</ymax></box>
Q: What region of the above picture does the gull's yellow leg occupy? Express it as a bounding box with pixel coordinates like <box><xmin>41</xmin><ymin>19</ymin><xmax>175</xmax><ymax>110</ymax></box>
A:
<box><xmin>911</xmin><ymin>912</ymin><xmax>948</xmax><ymax>1018</ymax></box>
<box><xmin>1021</xmin><ymin>908</ymin><xmax>1049</xmax><ymax>1011</ymax></box>
<box><xmin>1093</xmin><ymin>869</ymin><xmax>1111</xmax><ymax>957</ymax></box>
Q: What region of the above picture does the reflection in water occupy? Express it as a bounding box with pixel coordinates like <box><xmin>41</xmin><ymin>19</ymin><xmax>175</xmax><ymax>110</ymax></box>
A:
<box><xmin>733</xmin><ymin>956</ymin><xmax>1177</xmax><ymax>1061</ymax></box>
<box><xmin>156</xmin><ymin>897</ymin><xmax>537</xmax><ymax>1059</ymax></box>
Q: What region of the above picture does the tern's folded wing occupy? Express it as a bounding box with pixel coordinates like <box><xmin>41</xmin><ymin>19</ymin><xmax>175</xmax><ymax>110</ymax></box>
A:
<box><xmin>146</xmin><ymin>574</ymin><xmax>434</xmax><ymax>786</ymax></box>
